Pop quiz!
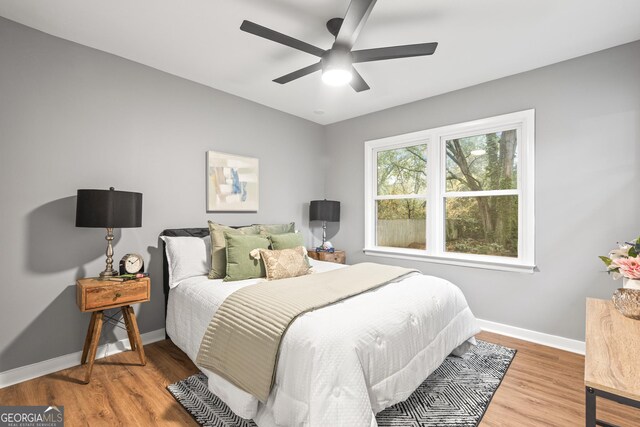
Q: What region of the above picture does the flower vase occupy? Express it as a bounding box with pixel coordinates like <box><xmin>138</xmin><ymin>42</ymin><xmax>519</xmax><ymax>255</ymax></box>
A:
<box><xmin>612</xmin><ymin>288</ymin><xmax>640</xmax><ymax>320</ymax></box>
<box><xmin>622</xmin><ymin>277</ymin><xmax>640</xmax><ymax>290</ymax></box>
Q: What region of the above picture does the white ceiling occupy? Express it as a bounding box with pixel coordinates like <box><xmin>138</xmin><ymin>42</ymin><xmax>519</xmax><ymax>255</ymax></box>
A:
<box><xmin>1</xmin><ymin>0</ymin><xmax>639</xmax><ymax>125</ymax></box>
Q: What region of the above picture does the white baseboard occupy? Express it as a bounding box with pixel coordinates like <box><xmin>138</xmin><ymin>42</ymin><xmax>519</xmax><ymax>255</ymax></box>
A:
<box><xmin>0</xmin><ymin>328</ymin><xmax>165</xmax><ymax>389</ymax></box>
<box><xmin>477</xmin><ymin>318</ymin><xmax>585</xmax><ymax>355</ymax></box>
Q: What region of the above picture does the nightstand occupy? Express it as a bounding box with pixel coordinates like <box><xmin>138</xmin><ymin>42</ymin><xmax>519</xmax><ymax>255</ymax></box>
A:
<box><xmin>76</xmin><ymin>277</ymin><xmax>150</xmax><ymax>383</ymax></box>
<box><xmin>307</xmin><ymin>249</ymin><xmax>346</xmax><ymax>264</ymax></box>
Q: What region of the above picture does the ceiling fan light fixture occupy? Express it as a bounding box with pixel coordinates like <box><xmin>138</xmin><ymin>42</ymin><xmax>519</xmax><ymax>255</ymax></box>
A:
<box><xmin>321</xmin><ymin>48</ymin><xmax>353</xmax><ymax>86</ymax></box>
<box><xmin>322</xmin><ymin>68</ymin><xmax>353</xmax><ymax>86</ymax></box>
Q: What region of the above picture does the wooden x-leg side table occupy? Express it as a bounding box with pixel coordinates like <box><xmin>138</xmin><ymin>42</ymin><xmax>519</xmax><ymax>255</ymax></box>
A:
<box><xmin>76</xmin><ymin>277</ymin><xmax>150</xmax><ymax>383</ymax></box>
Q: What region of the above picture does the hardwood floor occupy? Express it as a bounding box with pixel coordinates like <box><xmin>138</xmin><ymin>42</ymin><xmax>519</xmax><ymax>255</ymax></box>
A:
<box><xmin>0</xmin><ymin>340</ymin><xmax>199</xmax><ymax>426</ymax></box>
<box><xmin>478</xmin><ymin>331</ymin><xmax>640</xmax><ymax>427</ymax></box>
<box><xmin>1</xmin><ymin>332</ymin><xmax>639</xmax><ymax>426</ymax></box>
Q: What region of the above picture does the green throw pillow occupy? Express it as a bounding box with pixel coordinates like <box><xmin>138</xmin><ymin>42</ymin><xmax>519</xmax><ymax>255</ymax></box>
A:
<box><xmin>256</xmin><ymin>222</ymin><xmax>295</xmax><ymax>236</ymax></box>
<box><xmin>268</xmin><ymin>234</ymin><xmax>311</xmax><ymax>267</ymax></box>
<box><xmin>208</xmin><ymin>221</ymin><xmax>259</xmax><ymax>279</ymax></box>
<box><xmin>224</xmin><ymin>233</ymin><xmax>270</xmax><ymax>282</ymax></box>
<box><xmin>269</xmin><ymin>232</ymin><xmax>304</xmax><ymax>250</ymax></box>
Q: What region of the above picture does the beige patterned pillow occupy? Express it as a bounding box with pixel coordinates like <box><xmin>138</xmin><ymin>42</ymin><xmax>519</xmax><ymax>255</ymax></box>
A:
<box><xmin>257</xmin><ymin>246</ymin><xmax>311</xmax><ymax>280</ymax></box>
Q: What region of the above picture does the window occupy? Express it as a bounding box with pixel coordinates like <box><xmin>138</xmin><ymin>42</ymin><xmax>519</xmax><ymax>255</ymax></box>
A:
<box><xmin>364</xmin><ymin>110</ymin><xmax>535</xmax><ymax>272</ymax></box>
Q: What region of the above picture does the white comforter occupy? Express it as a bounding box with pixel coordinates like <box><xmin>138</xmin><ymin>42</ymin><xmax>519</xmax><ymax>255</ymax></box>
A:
<box><xmin>166</xmin><ymin>260</ymin><xmax>479</xmax><ymax>427</ymax></box>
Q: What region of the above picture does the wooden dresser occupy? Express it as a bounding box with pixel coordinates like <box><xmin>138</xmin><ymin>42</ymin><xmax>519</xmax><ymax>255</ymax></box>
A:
<box><xmin>585</xmin><ymin>298</ymin><xmax>640</xmax><ymax>426</ymax></box>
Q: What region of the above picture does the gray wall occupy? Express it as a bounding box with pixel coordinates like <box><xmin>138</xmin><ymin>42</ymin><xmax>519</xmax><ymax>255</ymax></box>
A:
<box><xmin>1</xmin><ymin>15</ymin><xmax>638</xmax><ymax>375</ymax></box>
<box><xmin>0</xmin><ymin>17</ymin><xmax>325</xmax><ymax>372</ymax></box>
<box><xmin>325</xmin><ymin>40</ymin><xmax>640</xmax><ymax>341</ymax></box>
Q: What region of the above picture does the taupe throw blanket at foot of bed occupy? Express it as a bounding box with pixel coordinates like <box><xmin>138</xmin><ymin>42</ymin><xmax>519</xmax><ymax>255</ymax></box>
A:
<box><xmin>196</xmin><ymin>262</ymin><xmax>418</xmax><ymax>402</ymax></box>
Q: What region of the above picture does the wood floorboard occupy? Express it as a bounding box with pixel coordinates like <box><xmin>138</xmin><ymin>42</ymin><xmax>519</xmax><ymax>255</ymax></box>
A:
<box><xmin>1</xmin><ymin>331</ymin><xmax>639</xmax><ymax>426</ymax></box>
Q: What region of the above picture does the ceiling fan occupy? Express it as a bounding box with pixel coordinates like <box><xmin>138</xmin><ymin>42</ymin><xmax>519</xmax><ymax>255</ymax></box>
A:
<box><xmin>240</xmin><ymin>0</ymin><xmax>438</xmax><ymax>92</ymax></box>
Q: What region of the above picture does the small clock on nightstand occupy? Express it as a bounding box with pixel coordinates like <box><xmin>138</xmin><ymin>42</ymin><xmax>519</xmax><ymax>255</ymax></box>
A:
<box><xmin>119</xmin><ymin>253</ymin><xmax>144</xmax><ymax>275</ymax></box>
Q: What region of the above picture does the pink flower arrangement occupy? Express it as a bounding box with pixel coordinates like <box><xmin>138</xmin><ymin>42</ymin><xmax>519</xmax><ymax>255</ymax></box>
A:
<box><xmin>612</xmin><ymin>257</ymin><xmax>640</xmax><ymax>280</ymax></box>
<box><xmin>600</xmin><ymin>235</ymin><xmax>640</xmax><ymax>280</ymax></box>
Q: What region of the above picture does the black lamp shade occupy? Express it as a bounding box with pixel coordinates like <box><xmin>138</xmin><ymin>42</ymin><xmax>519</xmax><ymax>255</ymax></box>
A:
<box><xmin>310</xmin><ymin>200</ymin><xmax>340</xmax><ymax>222</ymax></box>
<box><xmin>76</xmin><ymin>188</ymin><xmax>142</xmax><ymax>228</ymax></box>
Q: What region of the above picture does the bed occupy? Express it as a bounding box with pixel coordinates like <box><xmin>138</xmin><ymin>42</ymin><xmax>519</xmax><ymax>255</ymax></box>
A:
<box><xmin>161</xmin><ymin>228</ymin><xmax>480</xmax><ymax>427</ymax></box>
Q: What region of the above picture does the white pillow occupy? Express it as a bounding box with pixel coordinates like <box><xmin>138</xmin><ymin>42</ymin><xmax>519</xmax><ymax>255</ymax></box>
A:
<box><xmin>161</xmin><ymin>236</ymin><xmax>210</xmax><ymax>288</ymax></box>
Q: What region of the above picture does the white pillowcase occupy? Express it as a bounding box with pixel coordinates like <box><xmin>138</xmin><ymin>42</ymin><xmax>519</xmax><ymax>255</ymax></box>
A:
<box><xmin>161</xmin><ymin>236</ymin><xmax>211</xmax><ymax>288</ymax></box>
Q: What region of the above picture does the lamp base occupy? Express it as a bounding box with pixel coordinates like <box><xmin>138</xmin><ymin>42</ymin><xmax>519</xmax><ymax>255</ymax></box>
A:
<box><xmin>98</xmin><ymin>227</ymin><xmax>117</xmax><ymax>278</ymax></box>
<box><xmin>99</xmin><ymin>268</ymin><xmax>118</xmax><ymax>278</ymax></box>
<box><xmin>322</xmin><ymin>220</ymin><xmax>327</xmax><ymax>246</ymax></box>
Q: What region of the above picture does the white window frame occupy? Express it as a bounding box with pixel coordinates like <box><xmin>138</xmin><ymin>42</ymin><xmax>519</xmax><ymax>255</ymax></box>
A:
<box><xmin>364</xmin><ymin>109</ymin><xmax>535</xmax><ymax>273</ymax></box>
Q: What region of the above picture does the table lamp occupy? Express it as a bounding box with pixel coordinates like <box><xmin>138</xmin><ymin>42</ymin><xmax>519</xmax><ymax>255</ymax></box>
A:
<box><xmin>309</xmin><ymin>199</ymin><xmax>340</xmax><ymax>248</ymax></box>
<box><xmin>76</xmin><ymin>187</ymin><xmax>143</xmax><ymax>277</ymax></box>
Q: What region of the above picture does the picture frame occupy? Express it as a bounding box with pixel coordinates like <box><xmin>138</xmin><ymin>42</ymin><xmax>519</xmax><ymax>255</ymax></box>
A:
<box><xmin>206</xmin><ymin>151</ymin><xmax>259</xmax><ymax>212</ymax></box>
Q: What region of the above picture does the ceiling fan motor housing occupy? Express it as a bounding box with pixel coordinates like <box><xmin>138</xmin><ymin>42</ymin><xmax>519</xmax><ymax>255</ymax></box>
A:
<box><xmin>322</xmin><ymin>47</ymin><xmax>353</xmax><ymax>73</ymax></box>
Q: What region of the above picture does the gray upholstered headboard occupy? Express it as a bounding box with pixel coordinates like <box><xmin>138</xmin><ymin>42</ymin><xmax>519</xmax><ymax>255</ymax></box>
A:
<box><xmin>159</xmin><ymin>228</ymin><xmax>209</xmax><ymax>318</ymax></box>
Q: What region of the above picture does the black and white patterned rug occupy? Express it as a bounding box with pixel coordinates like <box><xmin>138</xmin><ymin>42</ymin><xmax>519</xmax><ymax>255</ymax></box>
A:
<box><xmin>167</xmin><ymin>340</ymin><xmax>515</xmax><ymax>427</ymax></box>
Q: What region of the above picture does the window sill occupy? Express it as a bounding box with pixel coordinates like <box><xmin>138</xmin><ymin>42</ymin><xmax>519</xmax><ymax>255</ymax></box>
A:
<box><xmin>362</xmin><ymin>247</ymin><xmax>536</xmax><ymax>273</ymax></box>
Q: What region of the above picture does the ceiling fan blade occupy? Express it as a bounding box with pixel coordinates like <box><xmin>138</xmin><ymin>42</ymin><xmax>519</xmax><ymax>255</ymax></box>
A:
<box><xmin>241</xmin><ymin>20</ymin><xmax>325</xmax><ymax>57</ymax></box>
<box><xmin>352</xmin><ymin>42</ymin><xmax>438</xmax><ymax>63</ymax></box>
<box><xmin>273</xmin><ymin>62</ymin><xmax>322</xmax><ymax>84</ymax></box>
<box><xmin>335</xmin><ymin>0</ymin><xmax>378</xmax><ymax>49</ymax></box>
<box><xmin>350</xmin><ymin>67</ymin><xmax>370</xmax><ymax>92</ymax></box>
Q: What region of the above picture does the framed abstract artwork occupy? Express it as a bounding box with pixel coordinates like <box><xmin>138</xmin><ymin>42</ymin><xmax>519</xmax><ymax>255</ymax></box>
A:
<box><xmin>206</xmin><ymin>151</ymin><xmax>259</xmax><ymax>212</ymax></box>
